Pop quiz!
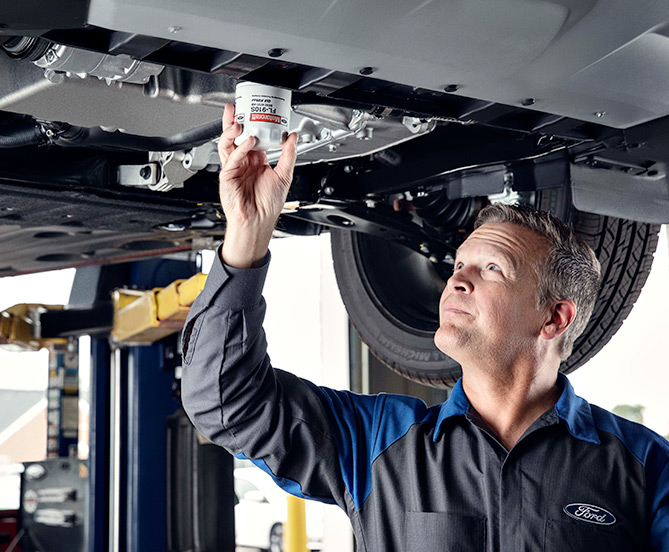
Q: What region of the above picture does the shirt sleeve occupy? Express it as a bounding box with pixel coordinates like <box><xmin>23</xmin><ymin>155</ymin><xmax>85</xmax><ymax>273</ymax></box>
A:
<box><xmin>179</xmin><ymin>247</ymin><xmax>428</xmax><ymax>512</ymax></box>
<box><xmin>650</xmin><ymin>457</ymin><xmax>669</xmax><ymax>551</ymax></box>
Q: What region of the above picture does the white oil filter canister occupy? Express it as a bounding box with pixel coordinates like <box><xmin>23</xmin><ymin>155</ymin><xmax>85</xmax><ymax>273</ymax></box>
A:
<box><xmin>234</xmin><ymin>82</ymin><xmax>292</xmax><ymax>151</ymax></box>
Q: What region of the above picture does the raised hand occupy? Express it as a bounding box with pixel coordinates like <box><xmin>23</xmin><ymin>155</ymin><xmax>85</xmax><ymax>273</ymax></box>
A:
<box><xmin>218</xmin><ymin>103</ymin><xmax>298</xmax><ymax>268</ymax></box>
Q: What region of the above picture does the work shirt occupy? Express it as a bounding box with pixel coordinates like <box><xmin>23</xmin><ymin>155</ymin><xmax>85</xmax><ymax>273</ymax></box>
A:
<box><xmin>181</xmin><ymin>252</ymin><xmax>669</xmax><ymax>552</ymax></box>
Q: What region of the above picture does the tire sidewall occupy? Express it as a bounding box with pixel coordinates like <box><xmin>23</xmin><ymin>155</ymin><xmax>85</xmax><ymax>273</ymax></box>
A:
<box><xmin>331</xmin><ymin>228</ymin><xmax>459</xmax><ymax>386</ymax></box>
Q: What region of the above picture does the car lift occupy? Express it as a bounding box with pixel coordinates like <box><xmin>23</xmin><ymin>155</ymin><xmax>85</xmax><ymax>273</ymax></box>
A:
<box><xmin>0</xmin><ymin>256</ymin><xmax>309</xmax><ymax>552</ymax></box>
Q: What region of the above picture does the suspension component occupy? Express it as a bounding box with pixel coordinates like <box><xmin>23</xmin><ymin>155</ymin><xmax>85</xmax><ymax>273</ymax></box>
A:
<box><xmin>413</xmin><ymin>192</ymin><xmax>480</xmax><ymax>233</ymax></box>
<box><xmin>32</xmin><ymin>42</ymin><xmax>164</xmax><ymax>84</ymax></box>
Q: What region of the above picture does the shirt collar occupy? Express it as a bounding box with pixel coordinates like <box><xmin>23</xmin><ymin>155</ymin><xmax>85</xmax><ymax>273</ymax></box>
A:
<box><xmin>433</xmin><ymin>378</ymin><xmax>470</xmax><ymax>441</ymax></box>
<box><xmin>433</xmin><ymin>372</ymin><xmax>600</xmax><ymax>445</ymax></box>
<box><xmin>554</xmin><ymin>372</ymin><xmax>600</xmax><ymax>445</ymax></box>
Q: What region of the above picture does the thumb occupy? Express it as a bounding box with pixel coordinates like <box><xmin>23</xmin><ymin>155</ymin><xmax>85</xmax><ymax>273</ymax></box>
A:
<box><xmin>274</xmin><ymin>132</ymin><xmax>298</xmax><ymax>187</ymax></box>
<box><xmin>224</xmin><ymin>135</ymin><xmax>257</xmax><ymax>174</ymax></box>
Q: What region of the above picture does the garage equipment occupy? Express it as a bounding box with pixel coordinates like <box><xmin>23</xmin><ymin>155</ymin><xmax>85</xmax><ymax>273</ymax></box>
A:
<box><xmin>19</xmin><ymin>458</ymin><xmax>86</xmax><ymax>552</ymax></box>
<box><xmin>0</xmin><ymin>258</ymin><xmax>238</xmax><ymax>551</ymax></box>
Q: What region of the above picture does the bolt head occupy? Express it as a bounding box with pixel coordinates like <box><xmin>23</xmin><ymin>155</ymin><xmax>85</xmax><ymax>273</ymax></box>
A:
<box><xmin>44</xmin><ymin>69</ymin><xmax>65</xmax><ymax>84</ymax></box>
<box><xmin>268</xmin><ymin>48</ymin><xmax>285</xmax><ymax>58</ymax></box>
<box><xmin>168</xmin><ymin>26</ymin><xmax>182</xmax><ymax>34</ymax></box>
<box><xmin>594</xmin><ymin>111</ymin><xmax>607</xmax><ymax>118</ymax></box>
<box><xmin>444</xmin><ymin>84</ymin><xmax>459</xmax><ymax>93</ymax></box>
<box><xmin>328</xmin><ymin>144</ymin><xmax>338</xmax><ymax>153</ymax></box>
<box><xmin>359</xmin><ymin>66</ymin><xmax>375</xmax><ymax>76</ymax></box>
<box><xmin>521</xmin><ymin>98</ymin><xmax>535</xmax><ymax>106</ymax></box>
<box><xmin>159</xmin><ymin>223</ymin><xmax>186</xmax><ymax>232</ymax></box>
<box><xmin>323</xmin><ymin>186</ymin><xmax>335</xmax><ymax>195</ymax></box>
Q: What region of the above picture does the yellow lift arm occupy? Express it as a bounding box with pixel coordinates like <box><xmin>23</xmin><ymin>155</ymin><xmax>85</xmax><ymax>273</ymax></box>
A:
<box><xmin>0</xmin><ymin>272</ymin><xmax>207</xmax><ymax>349</ymax></box>
<box><xmin>111</xmin><ymin>272</ymin><xmax>207</xmax><ymax>345</ymax></box>
<box><xmin>0</xmin><ymin>303</ymin><xmax>68</xmax><ymax>351</ymax></box>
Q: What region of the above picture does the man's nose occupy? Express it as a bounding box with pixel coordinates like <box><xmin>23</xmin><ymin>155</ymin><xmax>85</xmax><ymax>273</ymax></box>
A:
<box><xmin>447</xmin><ymin>268</ymin><xmax>474</xmax><ymax>293</ymax></box>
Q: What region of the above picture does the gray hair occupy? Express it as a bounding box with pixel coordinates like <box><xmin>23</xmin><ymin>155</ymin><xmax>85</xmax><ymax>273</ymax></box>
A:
<box><xmin>474</xmin><ymin>203</ymin><xmax>601</xmax><ymax>360</ymax></box>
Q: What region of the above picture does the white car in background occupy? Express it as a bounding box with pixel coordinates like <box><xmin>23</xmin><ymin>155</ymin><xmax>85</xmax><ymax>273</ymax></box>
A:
<box><xmin>234</xmin><ymin>466</ymin><xmax>324</xmax><ymax>552</ymax></box>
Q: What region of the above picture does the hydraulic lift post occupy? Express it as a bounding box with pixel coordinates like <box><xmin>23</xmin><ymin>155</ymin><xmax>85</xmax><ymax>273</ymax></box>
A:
<box><xmin>1</xmin><ymin>255</ymin><xmax>240</xmax><ymax>552</ymax></box>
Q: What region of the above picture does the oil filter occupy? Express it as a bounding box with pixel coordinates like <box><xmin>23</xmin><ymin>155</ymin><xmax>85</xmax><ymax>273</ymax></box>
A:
<box><xmin>234</xmin><ymin>82</ymin><xmax>292</xmax><ymax>151</ymax></box>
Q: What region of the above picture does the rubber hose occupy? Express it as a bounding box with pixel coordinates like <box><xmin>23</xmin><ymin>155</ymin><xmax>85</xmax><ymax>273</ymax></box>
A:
<box><xmin>0</xmin><ymin>125</ymin><xmax>44</xmax><ymax>148</ymax></box>
<box><xmin>57</xmin><ymin>119</ymin><xmax>223</xmax><ymax>152</ymax></box>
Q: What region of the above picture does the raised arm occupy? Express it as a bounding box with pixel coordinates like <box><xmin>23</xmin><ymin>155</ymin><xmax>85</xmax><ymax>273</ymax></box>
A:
<box><xmin>180</xmin><ymin>108</ymin><xmax>431</xmax><ymax>518</ymax></box>
<box><xmin>181</xmin><ymin>106</ymin><xmax>361</xmax><ymax>508</ymax></box>
<box><xmin>217</xmin><ymin>102</ymin><xmax>297</xmax><ymax>268</ymax></box>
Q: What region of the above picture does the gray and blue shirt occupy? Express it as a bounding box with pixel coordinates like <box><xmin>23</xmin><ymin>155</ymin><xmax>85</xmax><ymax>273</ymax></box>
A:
<box><xmin>181</xmin><ymin>252</ymin><xmax>669</xmax><ymax>551</ymax></box>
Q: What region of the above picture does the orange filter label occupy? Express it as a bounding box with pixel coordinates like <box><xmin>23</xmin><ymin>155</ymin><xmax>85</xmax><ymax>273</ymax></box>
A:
<box><xmin>250</xmin><ymin>113</ymin><xmax>282</xmax><ymax>124</ymax></box>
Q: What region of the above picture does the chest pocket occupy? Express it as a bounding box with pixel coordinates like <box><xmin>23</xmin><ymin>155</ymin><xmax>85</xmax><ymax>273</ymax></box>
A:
<box><xmin>544</xmin><ymin>519</ymin><xmax>638</xmax><ymax>552</ymax></box>
<box><xmin>405</xmin><ymin>511</ymin><xmax>486</xmax><ymax>552</ymax></box>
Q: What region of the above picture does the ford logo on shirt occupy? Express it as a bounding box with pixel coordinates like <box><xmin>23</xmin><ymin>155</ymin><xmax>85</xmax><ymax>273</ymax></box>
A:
<box><xmin>563</xmin><ymin>503</ymin><xmax>616</xmax><ymax>525</ymax></box>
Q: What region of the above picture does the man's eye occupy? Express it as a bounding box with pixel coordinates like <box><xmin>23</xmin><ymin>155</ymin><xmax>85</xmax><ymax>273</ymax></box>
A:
<box><xmin>487</xmin><ymin>263</ymin><xmax>501</xmax><ymax>271</ymax></box>
<box><xmin>455</xmin><ymin>262</ymin><xmax>464</xmax><ymax>270</ymax></box>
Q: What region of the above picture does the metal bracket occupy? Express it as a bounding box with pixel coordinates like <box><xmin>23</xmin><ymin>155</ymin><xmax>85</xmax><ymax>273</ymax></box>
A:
<box><xmin>119</xmin><ymin>142</ymin><xmax>218</xmax><ymax>192</ymax></box>
<box><xmin>118</xmin><ymin>163</ymin><xmax>160</xmax><ymax>187</ymax></box>
<box><xmin>148</xmin><ymin>151</ymin><xmax>193</xmax><ymax>192</ymax></box>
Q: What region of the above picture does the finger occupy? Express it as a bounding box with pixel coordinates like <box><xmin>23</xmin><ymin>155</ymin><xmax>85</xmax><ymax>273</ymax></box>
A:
<box><xmin>274</xmin><ymin>132</ymin><xmax>299</xmax><ymax>187</ymax></box>
<box><xmin>223</xmin><ymin>135</ymin><xmax>257</xmax><ymax>175</ymax></box>
<box><xmin>223</xmin><ymin>103</ymin><xmax>235</xmax><ymax>130</ymax></box>
<box><xmin>218</xmin><ymin>121</ymin><xmax>243</xmax><ymax>161</ymax></box>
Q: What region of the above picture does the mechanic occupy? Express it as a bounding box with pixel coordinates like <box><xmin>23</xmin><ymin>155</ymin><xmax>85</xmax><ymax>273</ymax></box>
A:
<box><xmin>181</xmin><ymin>104</ymin><xmax>669</xmax><ymax>551</ymax></box>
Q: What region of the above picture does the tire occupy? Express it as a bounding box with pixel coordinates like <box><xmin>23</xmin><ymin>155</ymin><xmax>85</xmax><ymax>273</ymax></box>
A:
<box><xmin>268</xmin><ymin>523</ymin><xmax>283</xmax><ymax>552</ymax></box>
<box><xmin>330</xmin><ymin>191</ymin><xmax>661</xmax><ymax>387</ymax></box>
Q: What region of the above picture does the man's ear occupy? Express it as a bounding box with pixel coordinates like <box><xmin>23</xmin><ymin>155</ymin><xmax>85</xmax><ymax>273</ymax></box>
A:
<box><xmin>541</xmin><ymin>300</ymin><xmax>576</xmax><ymax>341</ymax></box>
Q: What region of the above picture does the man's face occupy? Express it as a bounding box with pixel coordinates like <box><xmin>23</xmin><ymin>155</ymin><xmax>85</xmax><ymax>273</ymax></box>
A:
<box><xmin>434</xmin><ymin>222</ymin><xmax>549</xmax><ymax>366</ymax></box>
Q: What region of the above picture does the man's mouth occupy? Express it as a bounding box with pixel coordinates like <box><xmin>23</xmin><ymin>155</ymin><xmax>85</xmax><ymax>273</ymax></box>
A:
<box><xmin>441</xmin><ymin>304</ymin><xmax>471</xmax><ymax>316</ymax></box>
